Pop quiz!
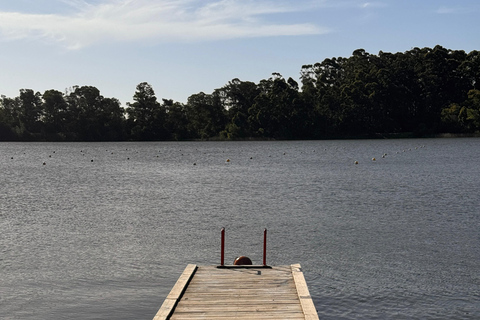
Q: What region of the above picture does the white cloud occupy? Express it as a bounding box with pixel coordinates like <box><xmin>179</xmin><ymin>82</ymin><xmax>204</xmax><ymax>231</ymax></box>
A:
<box><xmin>360</xmin><ymin>2</ymin><xmax>387</xmax><ymax>9</ymax></box>
<box><xmin>0</xmin><ymin>0</ymin><xmax>328</xmax><ymax>49</ymax></box>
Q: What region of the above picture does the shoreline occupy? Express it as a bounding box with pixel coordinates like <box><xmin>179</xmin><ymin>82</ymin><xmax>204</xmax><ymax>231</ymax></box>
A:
<box><xmin>1</xmin><ymin>132</ymin><xmax>479</xmax><ymax>143</ymax></box>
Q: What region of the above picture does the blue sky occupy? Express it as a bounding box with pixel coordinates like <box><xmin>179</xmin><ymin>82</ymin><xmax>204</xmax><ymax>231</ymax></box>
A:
<box><xmin>0</xmin><ymin>0</ymin><xmax>479</xmax><ymax>106</ymax></box>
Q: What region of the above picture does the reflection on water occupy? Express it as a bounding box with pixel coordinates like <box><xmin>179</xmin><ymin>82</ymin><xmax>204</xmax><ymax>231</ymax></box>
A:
<box><xmin>1</xmin><ymin>139</ymin><xmax>479</xmax><ymax>319</ymax></box>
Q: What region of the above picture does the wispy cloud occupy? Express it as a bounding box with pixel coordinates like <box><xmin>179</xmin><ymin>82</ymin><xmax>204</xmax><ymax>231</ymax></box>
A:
<box><xmin>360</xmin><ymin>2</ymin><xmax>387</xmax><ymax>9</ymax></box>
<box><xmin>0</xmin><ymin>0</ymin><xmax>328</xmax><ymax>49</ymax></box>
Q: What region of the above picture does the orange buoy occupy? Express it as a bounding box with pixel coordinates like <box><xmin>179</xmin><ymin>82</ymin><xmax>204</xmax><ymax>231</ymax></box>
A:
<box><xmin>233</xmin><ymin>256</ymin><xmax>252</xmax><ymax>265</ymax></box>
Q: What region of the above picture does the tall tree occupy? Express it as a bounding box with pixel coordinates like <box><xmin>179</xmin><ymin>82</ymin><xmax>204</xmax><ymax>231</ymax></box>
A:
<box><xmin>126</xmin><ymin>82</ymin><xmax>166</xmax><ymax>140</ymax></box>
<box><xmin>0</xmin><ymin>95</ymin><xmax>20</xmax><ymax>140</ymax></box>
<box><xmin>43</xmin><ymin>89</ymin><xmax>68</xmax><ymax>139</ymax></box>
<box><xmin>185</xmin><ymin>92</ymin><xmax>226</xmax><ymax>139</ymax></box>
<box><xmin>18</xmin><ymin>89</ymin><xmax>43</xmax><ymax>138</ymax></box>
<box><xmin>65</xmin><ymin>86</ymin><xmax>104</xmax><ymax>140</ymax></box>
<box><xmin>218</xmin><ymin>78</ymin><xmax>259</xmax><ymax>139</ymax></box>
<box><xmin>164</xmin><ymin>99</ymin><xmax>188</xmax><ymax>140</ymax></box>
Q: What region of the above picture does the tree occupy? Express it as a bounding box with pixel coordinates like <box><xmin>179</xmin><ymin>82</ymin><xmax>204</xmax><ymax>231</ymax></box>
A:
<box><xmin>65</xmin><ymin>86</ymin><xmax>104</xmax><ymax>140</ymax></box>
<box><xmin>0</xmin><ymin>96</ymin><xmax>19</xmax><ymax>140</ymax></box>
<box><xmin>248</xmin><ymin>73</ymin><xmax>305</xmax><ymax>139</ymax></box>
<box><xmin>185</xmin><ymin>92</ymin><xmax>226</xmax><ymax>139</ymax></box>
<box><xmin>126</xmin><ymin>82</ymin><xmax>166</xmax><ymax>140</ymax></box>
<box><xmin>18</xmin><ymin>89</ymin><xmax>43</xmax><ymax>138</ymax></box>
<box><xmin>98</xmin><ymin>97</ymin><xmax>125</xmax><ymax>140</ymax></box>
<box><xmin>43</xmin><ymin>89</ymin><xmax>68</xmax><ymax>139</ymax></box>
<box><xmin>164</xmin><ymin>100</ymin><xmax>189</xmax><ymax>140</ymax></box>
<box><xmin>443</xmin><ymin>89</ymin><xmax>480</xmax><ymax>132</ymax></box>
<box><xmin>218</xmin><ymin>78</ymin><xmax>259</xmax><ymax>139</ymax></box>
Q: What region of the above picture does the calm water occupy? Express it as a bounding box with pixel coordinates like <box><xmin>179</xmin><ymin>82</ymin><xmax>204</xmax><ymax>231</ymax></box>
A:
<box><xmin>1</xmin><ymin>139</ymin><xmax>479</xmax><ymax>319</ymax></box>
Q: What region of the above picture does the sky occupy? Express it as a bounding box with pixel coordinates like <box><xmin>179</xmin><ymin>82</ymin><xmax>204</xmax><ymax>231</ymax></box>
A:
<box><xmin>0</xmin><ymin>0</ymin><xmax>479</xmax><ymax>106</ymax></box>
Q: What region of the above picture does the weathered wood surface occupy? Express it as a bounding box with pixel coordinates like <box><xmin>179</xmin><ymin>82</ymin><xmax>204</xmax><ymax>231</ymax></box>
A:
<box><xmin>153</xmin><ymin>264</ymin><xmax>319</xmax><ymax>319</ymax></box>
<box><xmin>152</xmin><ymin>264</ymin><xmax>197</xmax><ymax>320</ymax></box>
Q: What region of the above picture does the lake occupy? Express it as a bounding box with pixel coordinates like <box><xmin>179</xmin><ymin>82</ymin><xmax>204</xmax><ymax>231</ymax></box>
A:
<box><xmin>1</xmin><ymin>138</ymin><xmax>479</xmax><ymax>319</ymax></box>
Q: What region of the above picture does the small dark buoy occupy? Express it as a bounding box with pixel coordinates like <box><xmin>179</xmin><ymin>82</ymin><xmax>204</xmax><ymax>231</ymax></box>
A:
<box><xmin>233</xmin><ymin>256</ymin><xmax>252</xmax><ymax>265</ymax></box>
<box><xmin>91</xmin><ymin>159</ymin><xmax>94</xmax><ymax>162</ymax></box>
<box><xmin>43</xmin><ymin>162</ymin><xmax>46</xmax><ymax>165</ymax></box>
<box><xmin>193</xmin><ymin>162</ymin><xmax>197</xmax><ymax>166</ymax></box>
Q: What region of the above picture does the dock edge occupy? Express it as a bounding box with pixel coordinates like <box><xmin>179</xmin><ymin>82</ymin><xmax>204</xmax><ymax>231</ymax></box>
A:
<box><xmin>291</xmin><ymin>263</ymin><xmax>320</xmax><ymax>320</ymax></box>
<box><xmin>152</xmin><ymin>264</ymin><xmax>197</xmax><ymax>320</ymax></box>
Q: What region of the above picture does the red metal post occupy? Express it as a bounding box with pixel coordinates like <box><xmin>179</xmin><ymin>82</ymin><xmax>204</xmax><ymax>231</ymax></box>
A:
<box><xmin>221</xmin><ymin>228</ymin><xmax>225</xmax><ymax>266</ymax></box>
<box><xmin>263</xmin><ymin>228</ymin><xmax>267</xmax><ymax>266</ymax></box>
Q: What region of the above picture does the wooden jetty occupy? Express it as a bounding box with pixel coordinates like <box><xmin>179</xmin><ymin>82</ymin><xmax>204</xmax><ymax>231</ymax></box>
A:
<box><xmin>152</xmin><ymin>264</ymin><xmax>319</xmax><ymax>319</ymax></box>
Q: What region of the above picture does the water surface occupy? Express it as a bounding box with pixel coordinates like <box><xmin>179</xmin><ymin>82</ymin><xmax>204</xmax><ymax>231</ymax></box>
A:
<box><xmin>1</xmin><ymin>139</ymin><xmax>479</xmax><ymax>319</ymax></box>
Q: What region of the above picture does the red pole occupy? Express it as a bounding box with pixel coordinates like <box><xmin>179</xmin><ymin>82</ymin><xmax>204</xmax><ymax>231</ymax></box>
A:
<box><xmin>263</xmin><ymin>228</ymin><xmax>267</xmax><ymax>266</ymax></box>
<box><xmin>221</xmin><ymin>228</ymin><xmax>225</xmax><ymax>266</ymax></box>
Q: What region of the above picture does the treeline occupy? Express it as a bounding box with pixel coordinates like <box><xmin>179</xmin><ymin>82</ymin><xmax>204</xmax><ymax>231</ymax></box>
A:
<box><xmin>1</xmin><ymin>45</ymin><xmax>479</xmax><ymax>141</ymax></box>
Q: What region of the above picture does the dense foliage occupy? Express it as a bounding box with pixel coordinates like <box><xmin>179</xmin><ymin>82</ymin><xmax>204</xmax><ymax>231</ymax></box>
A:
<box><xmin>1</xmin><ymin>45</ymin><xmax>479</xmax><ymax>141</ymax></box>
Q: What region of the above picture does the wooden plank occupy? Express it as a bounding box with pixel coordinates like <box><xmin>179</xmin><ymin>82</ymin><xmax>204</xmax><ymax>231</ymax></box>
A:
<box><xmin>172</xmin><ymin>314</ymin><xmax>304</xmax><ymax>318</ymax></box>
<box><xmin>152</xmin><ymin>264</ymin><xmax>197</xmax><ymax>320</ymax></box>
<box><xmin>291</xmin><ymin>264</ymin><xmax>319</xmax><ymax>320</ymax></box>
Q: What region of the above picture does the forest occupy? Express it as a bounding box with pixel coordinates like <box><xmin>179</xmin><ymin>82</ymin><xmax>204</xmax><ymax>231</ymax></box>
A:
<box><xmin>1</xmin><ymin>45</ymin><xmax>479</xmax><ymax>141</ymax></box>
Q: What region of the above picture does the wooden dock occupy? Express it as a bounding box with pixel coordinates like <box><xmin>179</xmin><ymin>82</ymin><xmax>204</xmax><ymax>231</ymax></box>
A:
<box><xmin>153</xmin><ymin>264</ymin><xmax>319</xmax><ymax>320</ymax></box>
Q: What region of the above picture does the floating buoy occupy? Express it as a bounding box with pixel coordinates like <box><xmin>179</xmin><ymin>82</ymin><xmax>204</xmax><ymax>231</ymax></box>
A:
<box><xmin>226</xmin><ymin>159</ymin><xmax>230</xmax><ymax>162</ymax></box>
<box><xmin>354</xmin><ymin>160</ymin><xmax>359</xmax><ymax>165</ymax></box>
<box><xmin>193</xmin><ymin>162</ymin><xmax>196</xmax><ymax>166</ymax></box>
<box><xmin>372</xmin><ymin>157</ymin><xmax>376</xmax><ymax>161</ymax></box>
<box><xmin>43</xmin><ymin>162</ymin><xmax>46</xmax><ymax>165</ymax></box>
<box><xmin>91</xmin><ymin>159</ymin><xmax>94</xmax><ymax>162</ymax></box>
<box><xmin>233</xmin><ymin>256</ymin><xmax>252</xmax><ymax>265</ymax></box>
